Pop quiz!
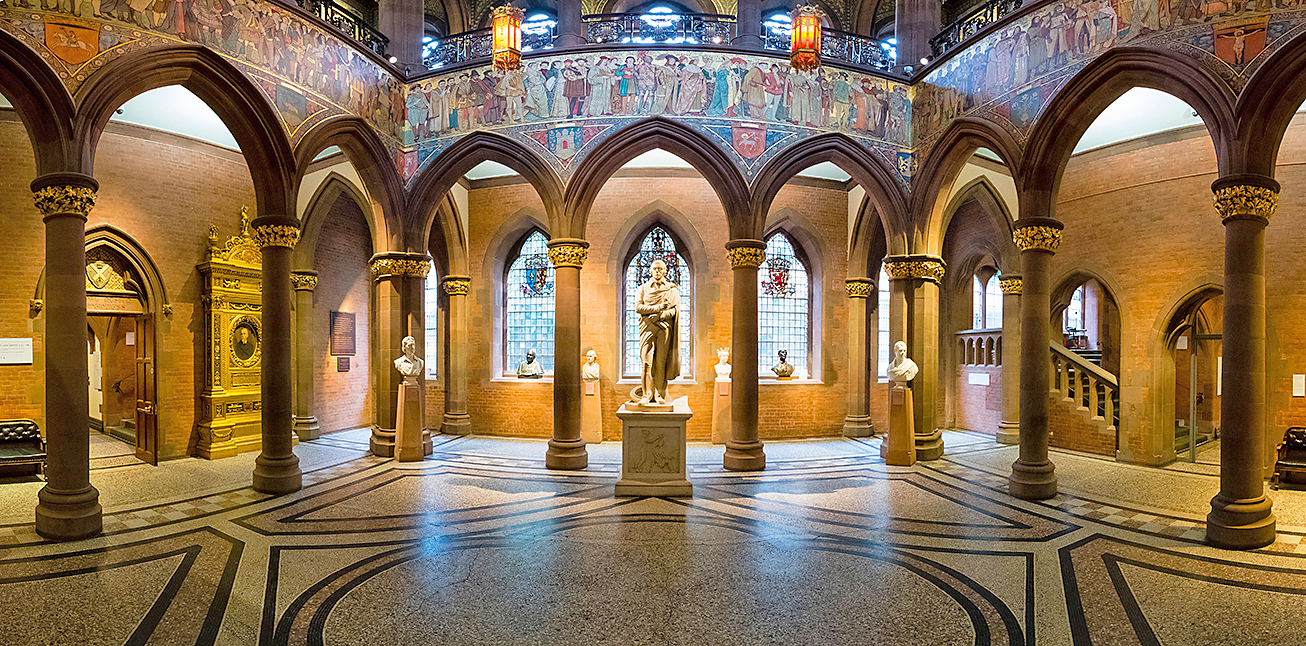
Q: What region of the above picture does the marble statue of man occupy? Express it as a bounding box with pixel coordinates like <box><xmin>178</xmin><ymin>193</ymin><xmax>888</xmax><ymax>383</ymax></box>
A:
<box><xmin>771</xmin><ymin>349</ymin><xmax>795</xmax><ymax>378</ymax></box>
<box><xmin>714</xmin><ymin>347</ymin><xmax>732</xmax><ymax>379</ymax></box>
<box><xmin>517</xmin><ymin>349</ymin><xmax>545</xmax><ymax>378</ymax></box>
<box><xmin>394</xmin><ymin>336</ymin><xmax>424</xmax><ymax>382</ymax></box>
<box><xmin>633</xmin><ymin>259</ymin><xmax>680</xmax><ymax>405</ymax></box>
<box><xmin>583</xmin><ymin>350</ymin><xmax>600</xmax><ymax>380</ymax></box>
<box><xmin>886</xmin><ymin>340</ymin><xmax>918</xmax><ymax>384</ymax></box>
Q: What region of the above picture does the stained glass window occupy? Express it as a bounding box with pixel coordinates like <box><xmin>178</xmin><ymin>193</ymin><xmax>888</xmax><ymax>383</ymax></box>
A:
<box><xmin>758</xmin><ymin>232</ymin><xmax>810</xmax><ymax>376</ymax></box>
<box><xmin>985</xmin><ymin>275</ymin><xmax>1002</xmax><ymax>328</ymax></box>
<box><xmin>505</xmin><ymin>230</ymin><xmax>555</xmax><ymax>373</ymax></box>
<box><xmin>972</xmin><ymin>276</ymin><xmax>984</xmax><ymax>329</ymax></box>
<box><xmin>623</xmin><ymin>227</ymin><xmax>692</xmax><ymax>378</ymax></box>
<box><xmin>424</xmin><ymin>271</ymin><xmax>439</xmax><ymax>378</ymax></box>
<box><xmin>878</xmin><ymin>265</ymin><xmax>889</xmax><ymax>379</ymax></box>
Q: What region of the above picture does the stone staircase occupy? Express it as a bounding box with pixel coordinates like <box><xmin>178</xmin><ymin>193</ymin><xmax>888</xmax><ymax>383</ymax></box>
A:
<box><xmin>106</xmin><ymin>417</ymin><xmax>136</xmax><ymax>444</ymax></box>
<box><xmin>1048</xmin><ymin>343</ymin><xmax>1119</xmax><ymax>456</ymax></box>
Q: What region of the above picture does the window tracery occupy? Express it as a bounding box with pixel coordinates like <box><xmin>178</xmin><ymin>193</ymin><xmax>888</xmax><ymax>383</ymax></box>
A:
<box><xmin>505</xmin><ymin>230</ymin><xmax>555</xmax><ymax>373</ymax></box>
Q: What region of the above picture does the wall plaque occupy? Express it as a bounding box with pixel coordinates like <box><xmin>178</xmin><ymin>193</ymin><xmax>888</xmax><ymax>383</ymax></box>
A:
<box><xmin>338</xmin><ymin>357</ymin><xmax>350</xmax><ymax>372</ymax></box>
<box><xmin>0</xmin><ymin>338</ymin><xmax>34</xmax><ymax>365</ymax></box>
<box><xmin>330</xmin><ymin>311</ymin><xmax>356</xmax><ymax>356</ymax></box>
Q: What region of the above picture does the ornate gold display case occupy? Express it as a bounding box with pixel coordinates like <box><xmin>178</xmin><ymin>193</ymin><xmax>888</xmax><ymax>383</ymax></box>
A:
<box><xmin>195</xmin><ymin>209</ymin><xmax>277</xmax><ymax>459</ymax></box>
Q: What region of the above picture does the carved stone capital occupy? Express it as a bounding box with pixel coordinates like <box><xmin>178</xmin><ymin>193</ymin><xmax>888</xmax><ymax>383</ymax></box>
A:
<box><xmin>33</xmin><ymin>185</ymin><xmax>96</xmax><ymax>220</ymax></box>
<box><xmin>253</xmin><ymin>224</ymin><xmax>300</xmax><ymax>249</ymax></box>
<box><xmin>290</xmin><ymin>272</ymin><xmax>319</xmax><ymax>291</ymax></box>
<box><xmin>1013</xmin><ymin>219</ymin><xmax>1063</xmax><ymax>253</ymax></box>
<box><xmin>369</xmin><ymin>256</ymin><xmax>431</xmax><ymax>281</ymax></box>
<box><xmin>442</xmin><ymin>276</ymin><xmax>471</xmax><ymax>295</ymax></box>
<box><xmin>845</xmin><ymin>277</ymin><xmax>873</xmax><ymax>299</ymax></box>
<box><xmin>883</xmin><ymin>256</ymin><xmax>946</xmax><ymax>283</ymax></box>
<box><xmin>726</xmin><ymin>240</ymin><xmax>766</xmax><ymax>268</ymax></box>
<box><xmin>999</xmin><ymin>276</ymin><xmax>1023</xmax><ymax>295</ymax></box>
<box><xmin>547</xmin><ymin>239</ymin><xmax>589</xmax><ymax>268</ymax></box>
<box><xmin>1212</xmin><ymin>178</ymin><xmax>1279</xmax><ymax>225</ymax></box>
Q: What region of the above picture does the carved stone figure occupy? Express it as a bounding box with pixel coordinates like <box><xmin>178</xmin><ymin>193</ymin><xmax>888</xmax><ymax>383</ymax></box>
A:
<box><xmin>771</xmin><ymin>349</ymin><xmax>795</xmax><ymax>378</ymax></box>
<box><xmin>630</xmin><ymin>259</ymin><xmax>680</xmax><ymax>405</ymax></box>
<box><xmin>517</xmin><ymin>349</ymin><xmax>544</xmax><ymax>378</ymax></box>
<box><xmin>714</xmin><ymin>347</ymin><xmax>732</xmax><ymax>379</ymax></box>
<box><xmin>583</xmin><ymin>350</ymin><xmax>600</xmax><ymax>380</ymax></box>
<box><xmin>393</xmin><ymin>336</ymin><xmax>424</xmax><ymax>381</ymax></box>
<box><xmin>887</xmin><ymin>340</ymin><xmax>919</xmax><ymax>384</ymax></box>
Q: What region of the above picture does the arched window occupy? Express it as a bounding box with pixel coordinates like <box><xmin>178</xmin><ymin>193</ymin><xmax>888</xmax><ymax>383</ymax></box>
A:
<box><xmin>505</xmin><ymin>230</ymin><xmax>555</xmax><ymax>374</ymax></box>
<box><xmin>878</xmin><ymin>265</ymin><xmax>890</xmax><ymax>379</ymax></box>
<box><xmin>985</xmin><ymin>275</ymin><xmax>1002</xmax><ymax>328</ymax></box>
<box><xmin>424</xmin><ymin>271</ymin><xmax>440</xmax><ymax>378</ymax></box>
<box><xmin>623</xmin><ymin>226</ymin><xmax>692</xmax><ymax>378</ymax></box>
<box><xmin>759</xmin><ymin>232</ymin><xmax>811</xmax><ymax>377</ymax></box>
<box><xmin>1064</xmin><ymin>284</ymin><xmax>1084</xmax><ymax>334</ymax></box>
<box><xmin>971</xmin><ymin>276</ymin><xmax>984</xmax><ymax>329</ymax></box>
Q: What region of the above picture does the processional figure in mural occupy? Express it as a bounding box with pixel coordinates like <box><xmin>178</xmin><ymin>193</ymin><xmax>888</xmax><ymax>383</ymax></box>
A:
<box><xmin>630</xmin><ymin>259</ymin><xmax>680</xmax><ymax>406</ymax></box>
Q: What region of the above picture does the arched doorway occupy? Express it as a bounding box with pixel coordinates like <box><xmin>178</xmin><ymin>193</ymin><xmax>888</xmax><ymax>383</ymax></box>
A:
<box><xmin>1165</xmin><ymin>291</ymin><xmax>1223</xmax><ymax>464</ymax></box>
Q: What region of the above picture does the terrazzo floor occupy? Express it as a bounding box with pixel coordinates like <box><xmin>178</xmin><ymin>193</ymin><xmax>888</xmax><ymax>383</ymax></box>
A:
<box><xmin>2</xmin><ymin>428</ymin><xmax>1305</xmax><ymax>646</ymax></box>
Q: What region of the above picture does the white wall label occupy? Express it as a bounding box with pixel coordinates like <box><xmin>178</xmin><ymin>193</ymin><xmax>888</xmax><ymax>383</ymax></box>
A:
<box><xmin>0</xmin><ymin>338</ymin><xmax>34</xmax><ymax>365</ymax></box>
<box><xmin>968</xmin><ymin>372</ymin><xmax>990</xmax><ymax>386</ymax></box>
<box><xmin>125</xmin><ymin>331</ymin><xmax>135</xmax><ymax>346</ymax></box>
<box><xmin>1293</xmin><ymin>374</ymin><xmax>1305</xmax><ymax>398</ymax></box>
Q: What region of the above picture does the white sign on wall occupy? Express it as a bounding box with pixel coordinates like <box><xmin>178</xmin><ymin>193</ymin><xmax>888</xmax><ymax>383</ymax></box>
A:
<box><xmin>0</xmin><ymin>338</ymin><xmax>34</xmax><ymax>365</ymax></box>
<box><xmin>1293</xmin><ymin>374</ymin><xmax>1305</xmax><ymax>398</ymax></box>
<box><xmin>968</xmin><ymin>372</ymin><xmax>990</xmax><ymax>386</ymax></box>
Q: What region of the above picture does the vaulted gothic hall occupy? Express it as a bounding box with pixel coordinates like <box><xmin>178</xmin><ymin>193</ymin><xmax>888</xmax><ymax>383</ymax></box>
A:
<box><xmin>3</xmin><ymin>0</ymin><xmax>1306</xmax><ymax>643</ymax></box>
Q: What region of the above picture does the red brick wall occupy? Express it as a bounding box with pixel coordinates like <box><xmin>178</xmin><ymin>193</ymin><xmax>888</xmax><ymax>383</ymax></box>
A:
<box><xmin>311</xmin><ymin>194</ymin><xmax>375</xmax><ymax>433</ymax></box>
<box><xmin>0</xmin><ymin>117</ymin><xmax>44</xmax><ymax>425</ymax></box>
<box><xmin>955</xmin><ymin>366</ymin><xmax>1002</xmax><ymax>434</ymax></box>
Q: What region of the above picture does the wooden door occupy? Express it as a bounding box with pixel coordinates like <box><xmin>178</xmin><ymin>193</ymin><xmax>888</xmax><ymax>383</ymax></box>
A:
<box><xmin>134</xmin><ymin>314</ymin><xmax>158</xmax><ymax>465</ymax></box>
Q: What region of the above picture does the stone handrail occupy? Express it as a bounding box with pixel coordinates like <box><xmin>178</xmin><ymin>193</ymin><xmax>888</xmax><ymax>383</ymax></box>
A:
<box><xmin>1050</xmin><ymin>342</ymin><xmax>1118</xmax><ymax>429</ymax></box>
<box><xmin>956</xmin><ymin>329</ymin><xmax>1001</xmax><ymax>366</ymax></box>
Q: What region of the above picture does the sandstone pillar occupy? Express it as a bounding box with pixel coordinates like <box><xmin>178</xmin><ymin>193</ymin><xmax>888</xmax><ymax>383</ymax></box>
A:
<box><xmin>556</xmin><ymin>0</ymin><xmax>586</xmax><ymax>47</ymax></box>
<box><xmin>441</xmin><ymin>275</ymin><xmax>471</xmax><ymax>435</ymax></box>
<box><xmin>724</xmin><ymin>240</ymin><xmax>766</xmax><ymax>471</ymax></box>
<box><xmin>546</xmin><ymin>239</ymin><xmax>589</xmax><ymax>469</ymax></box>
<box><xmin>32</xmin><ymin>174</ymin><xmax>103</xmax><ymax>541</ymax></box>
<box><xmin>997</xmin><ymin>274</ymin><xmax>1022</xmax><ymax>445</ymax></box>
<box><xmin>883</xmin><ymin>256</ymin><xmax>946</xmax><ymax>460</ymax></box>
<box><xmin>1009</xmin><ymin>219</ymin><xmax>1061</xmax><ymax>500</ymax></box>
<box><xmin>378</xmin><ymin>0</ymin><xmax>423</xmax><ymax>68</ymax></box>
<box><xmin>1207</xmin><ymin>175</ymin><xmax>1278</xmax><ymax>549</ymax></box>
<box><xmin>895</xmin><ymin>0</ymin><xmax>941</xmax><ymax>70</ymax></box>
<box><xmin>252</xmin><ymin>217</ymin><xmax>302</xmax><ymax>495</ymax></box>
<box><xmin>368</xmin><ymin>253</ymin><xmax>430</xmax><ymax>457</ymax></box>
<box><xmin>291</xmin><ymin>271</ymin><xmax>321</xmax><ymax>440</ymax></box>
<box><xmin>843</xmin><ymin>278</ymin><xmax>874</xmax><ymax>437</ymax></box>
<box><xmin>733</xmin><ymin>0</ymin><xmax>762</xmax><ymax>47</ymax></box>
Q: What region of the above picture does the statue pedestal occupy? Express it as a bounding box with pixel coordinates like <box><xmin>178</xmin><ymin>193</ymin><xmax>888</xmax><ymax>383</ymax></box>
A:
<box><xmin>395</xmin><ymin>379</ymin><xmax>425</xmax><ymax>462</ymax></box>
<box><xmin>616</xmin><ymin>396</ymin><xmax>692</xmax><ymax>497</ymax></box>
<box><xmin>711</xmin><ymin>378</ymin><xmax>731</xmax><ymax>444</ymax></box>
<box><xmin>582</xmin><ymin>378</ymin><xmax>602</xmax><ymax>444</ymax></box>
<box><xmin>881</xmin><ymin>384</ymin><xmax>916</xmax><ymax>466</ymax></box>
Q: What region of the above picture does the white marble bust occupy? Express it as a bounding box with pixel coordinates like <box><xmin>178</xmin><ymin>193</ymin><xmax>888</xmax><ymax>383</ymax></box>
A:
<box><xmin>886</xmin><ymin>340</ymin><xmax>918</xmax><ymax>385</ymax></box>
<box><xmin>714</xmin><ymin>347</ymin><xmax>731</xmax><ymax>380</ymax></box>
<box><xmin>394</xmin><ymin>336</ymin><xmax>424</xmax><ymax>382</ymax></box>
<box><xmin>582</xmin><ymin>350</ymin><xmax>600</xmax><ymax>380</ymax></box>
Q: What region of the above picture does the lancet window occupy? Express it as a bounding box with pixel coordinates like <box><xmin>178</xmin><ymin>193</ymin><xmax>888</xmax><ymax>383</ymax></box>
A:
<box><xmin>505</xmin><ymin>230</ymin><xmax>555</xmax><ymax>373</ymax></box>
<box><xmin>758</xmin><ymin>232</ymin><xmax>811</xmax><ymax>377</ymax></box>
<box><xmin>424</xmin><ymin>271</ymin><xmax>440</xmax><ymax>378</ymax></box>
<box><xmin>622</xmin><ymin>226</ymin><xmax>693</xmax><ymax>378</ymax></box>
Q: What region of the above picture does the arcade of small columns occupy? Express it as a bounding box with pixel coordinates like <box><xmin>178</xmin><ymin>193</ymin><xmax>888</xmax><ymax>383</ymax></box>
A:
<box><xmin>26</xmin><ymin>168</ymin><xmax>1280</xmax><ymax>551</ymax></box>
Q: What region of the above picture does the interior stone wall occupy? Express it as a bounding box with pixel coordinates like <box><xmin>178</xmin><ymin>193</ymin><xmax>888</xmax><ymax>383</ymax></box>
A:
<box><xmin>312</xmin><ymin>194</ymin><xmax>376</xmax><ymax>434</ymax></box>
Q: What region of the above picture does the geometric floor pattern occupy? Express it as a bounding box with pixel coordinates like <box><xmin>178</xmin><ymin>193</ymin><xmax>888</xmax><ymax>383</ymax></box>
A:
<box><xmin>2</xmin><ymin>429</ymin><xmax>1304</xmax><ymax>645</ymax></box>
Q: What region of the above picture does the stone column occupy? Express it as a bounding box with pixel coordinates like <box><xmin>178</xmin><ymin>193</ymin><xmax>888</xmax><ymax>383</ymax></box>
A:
<box><xmin>546</xmin><ymin>239</ymin><xmax>589</xmax><ymax>469</ymax></box>
<box><xmin>724</xmin><ymin>240</ymin><xmax>766</xmax><ymax>471</ymax></box>
<box><xmin>733</xmin><ymin>0</ymin><xmax>762</xmax><ymax>48</ymax></box>
<box><xmin>555</xmin><ymin>0</ymin><xmax>586</xmax><ymax>47</ymax></box>
<box><xmin>1207</xmin><ymin>175</ymin><xmax>1278</xmax><ymax>549</ymax></box>
<box><xmin>291</xmin><ymin>271</ymin><xmax>321</xmax><ymax>441</ymax></box>
<box><xmin>1009</xmin><ymin>219</ymin><xmax>1061</xmax><ymax>500</ymax></box>
<box><xmin>895</xmin><ymin>0</ymin><xmax>941</xmax><ymax>70</ymax></box>
<box><xmin>997</xmin><ymin>275</ymin><xmax>1022</xmax><ymax>445</ymax></box>
<box><xmin>252</xmin><ymin>218</ymin><xmax>302</xmax><ymax>495</ymax></box>
<box><xmin>32</xmin><ymin>174</ymin><xmax>103</xmax><ymax>541</ymax></box>
<box><xmin>379</xmin><ymin>0</ymin><xmax>423</xmax><ymax>68</ymax></box>
<box><xmin>843</xmin><ymin>278</ymin><xmax>874</xmax><ymax>437</ymax></box>
<box><xmin>368</xmin><ymin>253</ymin><xmax>430</xmax><ymax>457</ymax></box>
<box><xmin>883</xmin><ymin>256</ymin><xmax>945</xmax><ymax>460</ymax></box>
<box><xmin>441</xmin><ymin>275</ymin><xmax>471</xmax><ymax>435</ymax></box>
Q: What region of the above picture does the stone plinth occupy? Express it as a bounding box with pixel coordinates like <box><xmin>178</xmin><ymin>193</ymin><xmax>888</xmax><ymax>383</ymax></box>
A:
<box><xmin>881</xmin><ymin>384</ymin><xmax>916</xmax><ymax>466</ymax></box>
<box><xmin>616</xmin><ymin>396</ymin><xmax>692</xmax><ymax>497</ymax></box>
<box><xmin>581</xmin><ymin>378</ymin><xmax>602</xmax><ymax>444</ymax></box>
<box><xmin>711</xmin><ymin>378</ymin><xmax>731</xmax><ymax>444</ymax></box>
<box><xmin>395</xmin><ymin>379</ymin><xmax>424</xmax><ymax>462</ymax></box>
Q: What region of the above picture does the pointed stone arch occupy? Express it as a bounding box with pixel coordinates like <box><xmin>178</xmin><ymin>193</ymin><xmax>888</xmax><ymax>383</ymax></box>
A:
<box><xmin>1235</xmin><ymin>29</ymin><xmax>1306</xmax><ymax>176</ymax></box>
<box><xmin>295</xmin><ymin>116</ymin><xmax>405</xmax><ymax>252</ymax></box>
<box><xmin>937</xmin><ymin>176</ymin><xmax>1019</xmax><ymax>274</ymax></box>
<box><xmin>912</xmin><ymin>117</ymin><xmax>1023</xmax><ymax>255</ymax></box>
<box><xmin>295</xmin><ymin>172</ymin><xmax>377</xmax><ymax>271</ymax></box>
<box><xmin>0</xmin><ymin>28</ymin><xmax>77</xmax><ymax>176</ymax></box>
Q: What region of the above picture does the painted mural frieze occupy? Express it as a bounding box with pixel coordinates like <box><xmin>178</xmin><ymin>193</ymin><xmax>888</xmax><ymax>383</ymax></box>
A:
<box><xmin>915</xmin><ymin>1</ymin><xmax>1306</xmax><ymax>152</ymax></box>
<box><xmin>0</xmin><ymin>2</ymin><xmax>405</xmax><ymax>151</ymax></box>
<box><xmin>403</xmin><ymin>49</ymin><xmax>914</xmax><ymax>187</ymax></box>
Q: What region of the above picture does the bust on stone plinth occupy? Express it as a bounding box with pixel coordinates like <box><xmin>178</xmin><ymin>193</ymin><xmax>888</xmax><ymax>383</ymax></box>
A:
<box><xmin>583</xmin><ymin>349</ymin><xmax>600</xmax><ymax>380</ymax></box>
<box><xmin>714</xmin><ymin>347</ymin><xmax>731</xmax><ymax>380</ymax></box>
<box><xmin>517</xmin><ymin>349</ymin><xmax>544</xmax><ymax>378</ymax></box>
<box><xmin>394</xmin><ymin>336</ymin><xmax>424</xmax><ymax>384</ymax></box>
<box><xmin>771</xmin><ymin>349</ymin><xmax>795</xmax><ymax>379</ymax></box>
<box><xmin>887</xmin><ymin>341</ymin><xmax>918</xmax><ymax>384</ymax></box>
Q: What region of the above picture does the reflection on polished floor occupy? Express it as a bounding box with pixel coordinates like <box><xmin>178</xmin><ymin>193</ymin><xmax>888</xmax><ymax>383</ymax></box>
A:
<box><xmin>2</xmin><ymin>429</ymin><xmax>1305</xmax><ymax>646</ymax></box>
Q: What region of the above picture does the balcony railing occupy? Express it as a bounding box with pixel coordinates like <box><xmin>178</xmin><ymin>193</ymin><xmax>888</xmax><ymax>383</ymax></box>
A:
<box><xmin>422</xmin><ymin>23</ymin><xmax>558</xmax><ymax>70</ymax></box>
<box><xmin>298</xmin><ymin>0</ymin><xmax>389</xmax><ymax>57</ymax></box>
<box><xmin>583</xmin><ymin>12</ymin><xmax>736</xmax><ymax>45</ymax></box>
<box><xmin>929</xmin><ymin>0</ymin><xmax>1024</xmax><ymax>57</ymax></box>
<box><xmin>762</xmin><ymin>27</ymin><xmax>894</xmax><ymax>72</ymax></box>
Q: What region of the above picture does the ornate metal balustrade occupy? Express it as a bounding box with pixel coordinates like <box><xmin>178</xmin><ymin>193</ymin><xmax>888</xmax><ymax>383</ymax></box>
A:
<box><xmin>762</xmin><ymin>27</ymin><xmax>894</xmax><ymax>72</ymax></box>
<box><xmin>297</xmin><ymin>0</ymin><xmax>389</xmax><ymax>57</ymax></box>
<box><xmin>423</xmin><ymin>23</ymin><xmax>558</xmax><ymax>70</ymax></box>
<box><xmin>583</xmin><ymin>12</ymin><xmax>736</xmax><ymax>45</ymax></box>
<box><xmin>929</xmin><ymin>0</ymin><xmax>1024</xmax><ymax>57</ymax></box>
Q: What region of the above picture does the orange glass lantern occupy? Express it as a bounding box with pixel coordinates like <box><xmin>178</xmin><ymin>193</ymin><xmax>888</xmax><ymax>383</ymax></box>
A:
<box><xmin>492</xmin><ymin>4</ymin><xmax>524</xmax><ymax>72</ymax></box>
<box><xmin>790</xmin><ymin>5</ymin><xmax>823</xmax><ymax>72</ymax></box>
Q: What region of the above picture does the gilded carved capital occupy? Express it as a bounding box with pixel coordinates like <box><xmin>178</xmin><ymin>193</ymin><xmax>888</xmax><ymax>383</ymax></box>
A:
<box><xmin>883</xmin><ymin>258</ymin><xmax>945</xmax><ymax>283</ymax></box>
<box><xmin>1213</xmin><ymin>184</ymin><xmax>1278</xmax><ymax>224</ymax></box>
<box><xmin>845</xmin><ymin>278</ymin><xmax>873</xmax><ymax>299</ymax></box>
<box><xmin>726</xmin><ymin>246</ymin><xmax>766</xmax><ymax>268</ymax></box>
<box><xmin>1013</xmin><ymin>226</ymin><xmax>1061</xmax><ymax>253</ymax></box>
<box><xmin>369</xmin><ymin>257</ymin><xmax>430</xmax><ymax>281</ymax></box>
<box><xmin>999</xmin><ymin>277</ymin><xmax>1022</xmax><ymax>295</ymax></box>
<box><xmin>253</xmin><ymin>224</ymin><xmax>300</xmax><ymax>249</ymax></box>
<box><xmin>33</xmin><ymin>186</ymin><xmax>96</xmax><ymax>218</ymax></box>
<box><xmin>290</xmin><ymin>273</ymin><xmax>318</xmax><ymax>291</ymax></box>
<box><xmin>442</xmin><ymin>277</ymin><xmax>471</xmax><ymax>295</ymax></box>
<box><xmin>548</xmin><ymin>244</ymin><xmax>588</xmax><ymax>268</ymax></box>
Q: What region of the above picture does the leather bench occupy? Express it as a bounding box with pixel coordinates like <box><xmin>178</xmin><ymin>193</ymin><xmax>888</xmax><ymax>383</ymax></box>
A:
<box><xmin>1271</xmin><ymin>426</ymin><xmax>1306</xmax><ymax>490</ymax></box>
<box><xmin>0</xmin><ymin>419</ymin><xmax>45</xmax><ymax>478</ymax></box>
